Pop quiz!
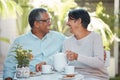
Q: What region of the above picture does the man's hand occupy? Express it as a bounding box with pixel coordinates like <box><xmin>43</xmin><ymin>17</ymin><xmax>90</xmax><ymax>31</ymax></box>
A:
<box><xmin>5</xmin><ymin>77</ymin><xmax>12</xmax><ymax>80</ymax></box>
<box><xmin>36</xmin><ymin>62</ymin><xmax>46</xmax><ymax>72</ymax></box>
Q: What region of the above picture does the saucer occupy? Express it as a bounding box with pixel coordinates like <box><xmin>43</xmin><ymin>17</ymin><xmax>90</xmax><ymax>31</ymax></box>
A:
<box><xmin>61</xmin><ymin>72</ymin><xmax>78</xmax><ymax>75</ymax></box>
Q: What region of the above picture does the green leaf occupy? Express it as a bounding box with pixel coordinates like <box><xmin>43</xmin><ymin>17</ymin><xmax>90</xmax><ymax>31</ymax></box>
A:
<box><xmin>0</xmin><ymin>37</ymin><xmax>10</xmax><ymax>43</ymax></box>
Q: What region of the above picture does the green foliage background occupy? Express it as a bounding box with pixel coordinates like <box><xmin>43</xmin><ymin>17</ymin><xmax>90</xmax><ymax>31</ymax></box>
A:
<box><xmin>0</xmin><ymin>0</ymin><xmax>119</xmax><ymax>50</ymax></box>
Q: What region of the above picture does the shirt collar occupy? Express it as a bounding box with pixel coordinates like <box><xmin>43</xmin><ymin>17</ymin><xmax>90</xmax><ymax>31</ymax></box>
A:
<box><xmin>29</xmin><ymin>30</ymin><xmax>50</xmax><ymax>40</ymax></box>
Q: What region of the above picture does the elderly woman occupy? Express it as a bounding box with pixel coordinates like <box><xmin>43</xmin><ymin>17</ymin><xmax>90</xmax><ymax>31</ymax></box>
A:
<box><xmin>64</xmin><ymin>9</ymin><xmax>109</xmax><ymax>80</ymax></box>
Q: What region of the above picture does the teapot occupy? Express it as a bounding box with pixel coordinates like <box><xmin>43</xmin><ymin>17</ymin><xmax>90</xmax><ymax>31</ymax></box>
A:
<box><xmin>53</xmin><ymin>53</ymin><xmax>67</xmax><ymax>72</ymax></box>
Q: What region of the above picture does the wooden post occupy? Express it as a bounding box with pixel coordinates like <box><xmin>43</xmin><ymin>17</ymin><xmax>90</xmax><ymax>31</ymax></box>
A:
<box><xmin>114</xmin><ymin>0</ymin><xmax>119</xmax><ymax>75</ymax></box>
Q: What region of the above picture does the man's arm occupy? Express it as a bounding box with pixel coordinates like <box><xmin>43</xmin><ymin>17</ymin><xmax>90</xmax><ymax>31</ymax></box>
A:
<box><xmin>3</xmin><ymin>39</ymin><xmax>19</xmax><ymax>80</ymax></box>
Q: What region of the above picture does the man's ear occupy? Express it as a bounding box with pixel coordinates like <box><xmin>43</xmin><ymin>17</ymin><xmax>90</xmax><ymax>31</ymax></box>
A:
<box><xmin>34</xmin><ymin>21</ymin><xmax>39</xmax><ymax>28</ymax></box>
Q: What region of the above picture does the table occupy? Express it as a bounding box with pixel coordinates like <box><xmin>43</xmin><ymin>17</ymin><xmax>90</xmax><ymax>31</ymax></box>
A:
<box><xmin>14</xmin><ymin>72</ymin><xmax>62</xmax><ymax>80</ymax></box>
<box><xmin>14</xmin><ymin>72</ymin><xmax>99</xmax><ymax>80</ymax></box>
<box><xmin>0</xmin><ymin>72</ymin><xmax>3</xmax><ymax>80</ymax></box>
<box><xmin>0</xmin><ymin>71</ymin><xmax>99</xmax><ymax>80</ymax></box>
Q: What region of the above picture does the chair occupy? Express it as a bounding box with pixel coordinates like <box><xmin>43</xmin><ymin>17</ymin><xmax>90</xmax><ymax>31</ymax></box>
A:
<box><xmin>104</xmin><ymin>50</ymin><xmax>110</xmax><ymax>67</ymax></box>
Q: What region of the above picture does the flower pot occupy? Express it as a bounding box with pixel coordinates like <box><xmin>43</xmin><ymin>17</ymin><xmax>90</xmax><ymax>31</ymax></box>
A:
<box><xmin>16</xmin><ymin>66</ymin><xmax>30</xmax><ymax>78</ymax></box>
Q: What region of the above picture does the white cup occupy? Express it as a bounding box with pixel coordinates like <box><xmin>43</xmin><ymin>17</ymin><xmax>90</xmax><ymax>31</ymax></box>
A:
<box><xmin>64</xmin><ymin>66</ymin><xmax>75</xmax><ymax>74</ymax></box>
<box><xmin>42</xmin><ymin>65</ymin><xmax>52</xmax><ymax>73</ymax></box>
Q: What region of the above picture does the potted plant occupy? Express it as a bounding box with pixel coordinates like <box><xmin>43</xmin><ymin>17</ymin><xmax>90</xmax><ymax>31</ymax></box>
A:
<box><xmin>12</xmin><ymin>44</ymin><xmax>33</xmax><ymax>78</ymax></box>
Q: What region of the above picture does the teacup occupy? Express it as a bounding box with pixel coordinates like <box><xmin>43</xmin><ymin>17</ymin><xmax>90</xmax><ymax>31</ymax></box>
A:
<box><xmin>42</xmin><ymin>65</ymin><xmax>52</xmax><ymax>73</ymax></box>
<box><xmin>64</xmin><ymin>66</ymin><xmax>75</xmax><ymax>74</ymax></box>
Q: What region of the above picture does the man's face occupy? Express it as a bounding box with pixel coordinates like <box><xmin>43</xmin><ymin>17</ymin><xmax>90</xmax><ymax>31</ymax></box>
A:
<box><xmin>36</xmin><ymin>12</ymin><xmax>51</xmax><ymax>34</ymax></box>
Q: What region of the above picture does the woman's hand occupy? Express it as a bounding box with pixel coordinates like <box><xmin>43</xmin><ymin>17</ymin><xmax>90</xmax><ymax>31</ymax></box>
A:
<box><xmin>36</xmin><ymin>62</ymin><xmax>46</xmax><ymax>72</ymax></box>
<box><xmin>66</xmin><ymin>50</ymin><xmax>78</xmax><ymax>61</ymax></box>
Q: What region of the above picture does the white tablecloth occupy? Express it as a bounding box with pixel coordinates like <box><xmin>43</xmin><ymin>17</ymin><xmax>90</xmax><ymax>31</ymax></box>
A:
<box><xmin>14</xmin><ymin>72</ymin><xmax>99</xmax><ymax>80</ymax></box>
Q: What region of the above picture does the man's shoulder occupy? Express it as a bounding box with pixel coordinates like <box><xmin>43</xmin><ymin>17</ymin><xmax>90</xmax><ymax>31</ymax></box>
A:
<box><xmin>50</xmin><ymin>31</ymin><xmax>62</xmax><ymax>35</ymax></box>
<box><xmin>49</xmin><ymin>31</ymin><xmax>66</xmax><ymax>38</ymax></box>
<box><xmin>15</xmin><ymin>32</ymin><xmax>30</xmax><ymax>41</ymax></box>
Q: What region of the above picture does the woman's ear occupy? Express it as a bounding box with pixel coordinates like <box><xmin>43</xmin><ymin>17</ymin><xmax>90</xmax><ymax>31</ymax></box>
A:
<box><xmin>78</xmin><ymin>18</ymin><xmax>82</xmax><ymax>24</ymax></box>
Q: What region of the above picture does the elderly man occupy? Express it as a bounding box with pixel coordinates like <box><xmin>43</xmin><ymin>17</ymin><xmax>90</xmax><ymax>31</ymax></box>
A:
<box><xmin>3</xmin><ymin>8</ymin><xmax>66</xmax><ymax>80</ymax></box>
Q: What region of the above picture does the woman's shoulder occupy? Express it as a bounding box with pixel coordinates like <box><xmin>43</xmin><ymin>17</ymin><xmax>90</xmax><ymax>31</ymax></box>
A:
<box><xmin>89</xmin><ymin>31</ymin><xmax>102</xmax><ymax>41</ymax></box>
<box><xmin>90</xmin><ymin>31</ymin><xmax>101</xmax><ymax>37</ymax></box>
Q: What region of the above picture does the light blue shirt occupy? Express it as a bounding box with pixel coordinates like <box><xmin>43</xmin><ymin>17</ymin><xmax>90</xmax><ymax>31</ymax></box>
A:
<box><xmin>3</xmin><ymin>30</ymin><xmax>66</xmax><ymax>79</ymax></box>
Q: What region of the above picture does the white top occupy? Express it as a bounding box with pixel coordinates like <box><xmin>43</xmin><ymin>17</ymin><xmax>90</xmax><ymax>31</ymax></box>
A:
<box><xmin>63</xmin><ymin>31</ymin><xmax>109</xmax><ymax>80</ymax></box>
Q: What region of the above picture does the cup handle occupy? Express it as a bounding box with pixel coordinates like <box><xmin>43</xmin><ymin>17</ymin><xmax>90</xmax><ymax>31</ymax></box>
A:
<box><xmin>51</xmin><ymin>66</ymin><xmax>54</xmax><ymax>71</ymax></box>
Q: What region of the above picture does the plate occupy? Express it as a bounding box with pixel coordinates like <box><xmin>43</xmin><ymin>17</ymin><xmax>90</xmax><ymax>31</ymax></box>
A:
<box><xmin>61</xmin><ymin>72</ymin><xmax>78</xmax><ymax>75</ymax></box>
<box><xmin>59</xmin><ymin>76</ymin><xmax>75</xmax><ymax>80</ymax></box>
<box><xmin>30</xmin><ymin>72</ymin><xmax>41</xmax><ymax>77</ymax></box>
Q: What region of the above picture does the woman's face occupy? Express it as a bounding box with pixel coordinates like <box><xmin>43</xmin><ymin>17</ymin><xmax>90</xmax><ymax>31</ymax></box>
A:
<box><xmin>66</xmin><ymin>17</ymin><xmax>80</xmax><ymax>34</ymax></box>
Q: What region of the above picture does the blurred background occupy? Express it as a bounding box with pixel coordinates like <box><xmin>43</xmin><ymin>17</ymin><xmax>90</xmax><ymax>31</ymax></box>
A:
<box><xmin>0</xmin><ymin>0</ymin><xmax>120</xmax><ymax>79</ymax></box>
